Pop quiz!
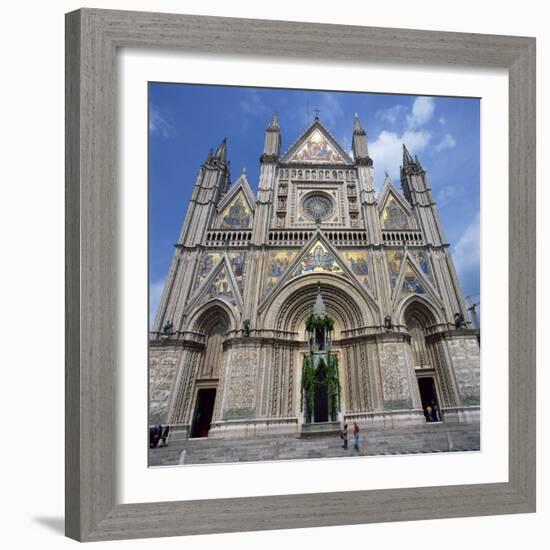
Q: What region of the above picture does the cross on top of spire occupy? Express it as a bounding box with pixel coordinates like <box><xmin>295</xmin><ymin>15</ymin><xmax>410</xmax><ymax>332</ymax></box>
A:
<box><xmin>314</xmin><ymin>108</ymin><xmax>320</xmax><ymax>121</ymax></box>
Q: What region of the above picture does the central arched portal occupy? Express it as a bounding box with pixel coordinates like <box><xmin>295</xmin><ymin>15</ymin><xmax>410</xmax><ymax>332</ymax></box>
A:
<box><xmin>266</xmin><ymin>274</ymin><xmax>377</xmax><ymax>429</ymax></box>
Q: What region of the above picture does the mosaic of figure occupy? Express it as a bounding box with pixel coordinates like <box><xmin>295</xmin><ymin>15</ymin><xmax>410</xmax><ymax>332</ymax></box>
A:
<box><xmin>220</xmin><ymin>195</ymin><xmax>251</xmax><ymax>228</ymax></box>
<box><xmin>264</xmin><ymin>251</ymin><xmax>298</xmax><ymax>295</ymax></box>
<box><xmin>293</xmin><ymin>242</ymin><xmax>344</xmax><ymax>277</ymax></box>
<box><xmin>228</xmin><ymin>252</ymin><xmax>246</xmax><ymax>292</ymax></box>
<box><xmin>410</xmin><ymin>250</ymin><xmax>433</xmax><ymax>283</ymax></box>
<box><xmin>195</xmin><ymin>252</ymin><xmax>222</xmax><ymax>289</ymax></box>
<box><xmin>207</xmin><ymin>268</ymin><xmax>236</xmax><ymax>305</ymax></box>
<box><xmin>400</xmin><ymin>264</ymin><xmax>425</xmax><ymax>297</ymax></box>
<box><xmin>381</xmin><ymin>194</ymin><xmax>411</xmax><ymax>230</ymax></box>
<box><xmin>290</xmin><ymin>130</ymin><xmax>343</xmax><ymax>164</ymax></box>
<box><xmin>386</xmin><ymin>250</ymin><xmax>404</xmax><ymax>288</ymax></box>
<box><xmin>341</xmin><ymin>251</ymin><xmax>370</xmax><ymax>288</ymax></box>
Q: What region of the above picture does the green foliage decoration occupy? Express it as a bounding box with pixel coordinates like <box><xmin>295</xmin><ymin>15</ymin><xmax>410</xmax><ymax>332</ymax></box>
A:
<box><xmin>326</xmin><ymin>353</ymin><xmax>341</xmax><ymax>419</ymax></box>
<box><xmin>300</xmin><ymin>352</ymin><xmax>341</xmax><ymax>421</ymax></box>
<box><xmin>300</xmin><ymin>354</ymin><xmax>315</xmax><ymax>419</ymax></box>
<box><xmin>305</xmin><ymin>314</ymin><xmax>335</xmax><ymax>332</ymax></box>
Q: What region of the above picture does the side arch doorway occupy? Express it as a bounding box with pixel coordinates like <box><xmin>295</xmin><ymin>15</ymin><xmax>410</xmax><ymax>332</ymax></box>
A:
<box><xmin>189</xmin><ymin>306</ymin><xmax>230</xmax><ymax>438</ymax></box>
<box><xmin>403</xmin><ymin>299</ymin><xmax>444</xmax><ymax>422</ymax></box>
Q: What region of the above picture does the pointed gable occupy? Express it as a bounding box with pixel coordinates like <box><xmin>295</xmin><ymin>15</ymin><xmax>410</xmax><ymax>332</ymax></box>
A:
<box><xmin>391</xmin><ymin>254</ymin><xmax>440</xmax><ymax>308</ymax></box>
<box><xmin>380</xmin><ymin>190</ymin><xmax>414</xmax><ymax>230</ymax></box>
<box><xmin>292</xmin><ymin>240</ymin><xmax>345</xmax><ymax>277</ymax></box>
<box><xmin>206</xmin><ymin>263</ymin><xmax>238</xmax><ymax>305</ymax></box>
<box><xmin>378</xmin><ymin>176</ymin><xmax>415</xmax><ymax>231</ymax></box>
<box><xmin>194</xmin><ymin>251</ymin><xmax>246</xmax><ymax>296</ymax></box>
<box><xmin>259</xmin><ymin>231</ymin><xmax>378</xmax><ymax>311</ymax></box>
<box><xmin>187</xmin><ymin>255</ymin><xmax>243</xmax><ymax>313</ymax></box>
<box><xmin>216</xmin><ymin>172</ymin><xmax>255</xmax><ymax>229</ymax></box>
<box><xmin>399</xmin><ymin>260</ymin><xmax>427</xmax><ymax>299</ymax></box>
<box><xmin>281</xmin><ymin>121</ymin><xmax>353</xmax><ymax>165</ymax></box>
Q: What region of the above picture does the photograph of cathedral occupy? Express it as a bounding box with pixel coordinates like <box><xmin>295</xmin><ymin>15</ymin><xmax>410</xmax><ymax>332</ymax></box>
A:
<box><xmin>148</xmin><ymin>84</ymin><xmax>481</xmax><ymax>465</ymax></box>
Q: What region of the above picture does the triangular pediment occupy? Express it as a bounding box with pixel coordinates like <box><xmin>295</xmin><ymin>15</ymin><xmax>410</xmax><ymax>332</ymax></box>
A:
<box><xmin>379</xmin><ymin>186</ymin><xmax>415</xmax><ymax>230</ymax></box>
<box><xmin>281</xmin><ymin>121</ymin><xmax>353</xmax><ymax>165</ymax></box>
<box><xmin>216</xmin><ymin>173</ymin><xmax>255</xmax><ymax>229</ymax></box>
<box><xmin>392</xmin><ymin>254</ymin><xmax>441</xmax><ymax>309</ymax></box>
<box><xmin>259</xmin><ymin>231</ymin><xmax>377</xmax><ymax>311</ymax></box>
<box><xmin>186</xmin><ymin>254</ymin><xmax>243</xmax><ymax>314</ymax></box>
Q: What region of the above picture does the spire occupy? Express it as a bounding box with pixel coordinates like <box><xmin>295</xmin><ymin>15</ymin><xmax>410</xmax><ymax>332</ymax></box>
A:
<box><xmin>352</xmin><ymin>112</ymin><xmax>371</xmax><ymax>165</ymax></box>
<box><xmin>267</xmin><ymin>112</ymin><xmax>280</xmax><ymax>131</ymax></box>
<box><xmin>353</xmin><ymin>112</ymin><xmax>365</xmax><ymax>134</ymax></box>
<box><xmin>215</xmin><ymin>137</ymin><xmax>227</xmax><ymax>162</ymax></box>
<box><xmin>384</xmin><ymin>169</ymin><xmax>392</xmax><ymax>184</ymax></box>
<box><xmin>414</xmin><ymin>154</ymin><xmax>424</xmax><ymax>172</ymax></box>
<box><xmin>403</xmin><ymin>143</ymin><xmax>414</xmax><ymax>166</ymax></box>
<box><xmin>313</xmin><ymin>282</ymin><xmax>327</xmax><ymax>317</ymax></box>
<box><xmin>262</xmin><ymin>113</ymin><xmax>281</xmax><ymax>160</ymax></box>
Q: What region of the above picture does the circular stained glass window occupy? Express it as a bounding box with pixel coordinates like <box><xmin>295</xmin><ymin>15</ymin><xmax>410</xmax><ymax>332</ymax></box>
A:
<box><xmin>302</xmin><ymin>193</ymin><xmax>334</xmax><ymax>221</ymax></box>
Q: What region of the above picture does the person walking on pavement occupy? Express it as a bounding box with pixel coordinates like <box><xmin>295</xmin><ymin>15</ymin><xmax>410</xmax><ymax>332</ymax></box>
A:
<box><xmin>353</xmin><ymin>422</ymin><xmax>360</xmax><ymax>451</ymax></box>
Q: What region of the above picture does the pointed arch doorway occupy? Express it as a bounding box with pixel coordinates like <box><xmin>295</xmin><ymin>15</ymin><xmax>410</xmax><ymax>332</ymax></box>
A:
<box><xmin>404</xmin><ymin>300</ymin><xmax>444</xmax><ymax>422</ymax></box>
<box><xmin>190</xmin><ymin>307</ymin><xmax>229</xmax><ymax>438</ymax></box>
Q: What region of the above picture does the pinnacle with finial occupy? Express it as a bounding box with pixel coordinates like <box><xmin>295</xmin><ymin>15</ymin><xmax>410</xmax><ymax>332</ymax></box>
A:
<box><xmin>353</xmin><ymin>112</ymin><xmax>363</xmax><ymax>132</ymax></box>
<box><xmin>313</xmin><ymin>282</ymin><xmax>327</xmax><ymax>316</ymax></box>
<box><xmin>403</xmin><ymin>143</ymin><xmax>414</xmax><ymax>165</ymax></box>
<box><xmin>215</xmin><ymin>137</ymin><xmax>227</xmax><ymax>161</ymax></box>
<box><xmin>269</xmin><ymin>111</ymin><xmax>280</xmax><ymax>130</ymax></box>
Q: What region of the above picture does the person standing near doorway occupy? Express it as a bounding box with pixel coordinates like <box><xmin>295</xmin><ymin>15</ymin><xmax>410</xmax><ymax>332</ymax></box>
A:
<box><xmin>341</xmin><ymin>423</ymin><xmax>349</xmax><ymax>450</ymax></box>
<box><xmin>353</xmin><ymin>422</ymin><xmax>360</xmax><ymax>451</ymax></box>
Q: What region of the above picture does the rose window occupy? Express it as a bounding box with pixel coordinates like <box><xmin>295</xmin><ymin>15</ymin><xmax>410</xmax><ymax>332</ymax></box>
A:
<box><xmin>302</xmin><ymin>193</ymin><xmax>334</xmax><ymax>221</ymax></box>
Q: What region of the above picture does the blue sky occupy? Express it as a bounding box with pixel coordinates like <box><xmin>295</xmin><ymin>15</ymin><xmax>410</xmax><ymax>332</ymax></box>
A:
<box><xmin>149</xmin><ymin>83</ymin><xmax>480</xmax><ymax>322</ymax></box>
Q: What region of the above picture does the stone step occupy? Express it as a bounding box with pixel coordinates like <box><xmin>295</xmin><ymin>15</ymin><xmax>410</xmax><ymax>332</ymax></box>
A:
<box><xmin>149</xmin><ymin>422</ymin><xmax>480</xmax><ymax>466</ymax></box>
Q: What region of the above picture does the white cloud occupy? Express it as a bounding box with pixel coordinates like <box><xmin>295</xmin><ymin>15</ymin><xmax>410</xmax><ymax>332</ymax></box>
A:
<box><xmin>149</xmin><ymin>278</ymin><xmax>165</xmax><ymax>328</ymax></box>
<box><xmin>149</xmin><ymin>106</ymin><xmax>176</xmax><ymax>139</ymax></box>
<box><xmin>369</xmin><ymin>128</ymin><xmax>431</xmax><ymax>188</ymax></box>
<box><xmin>439</xmin><ymin>116</ymin><xmax>446</xmax><ymax>125</ymax></box>
<box><xmin>452</xmin><ymin>212</ymin><xmax>480</xmax><ymax>291</ymax></box>
<box><xmin>437</xmin><ymin>185</ymin><xmax>457</xmax><ymax>207</ymax></box>
<box><xmin>375</xmin><ymin>104</ymin><xmax>406</xmax><ymax>125</ymax></box>
<box><xmin>240</xmin><ymin>89</ymin><xmax>268</xmax><ymax>116</ymax></box>
<box><xmin>406</xmin><ymin>97</ymin><xmax>435</xmax><ymax>129</ymax></box>
<box><xmin>434</xmin><ymin>133</ymin><xmax>457</xmax><ymax>152</ymax></box>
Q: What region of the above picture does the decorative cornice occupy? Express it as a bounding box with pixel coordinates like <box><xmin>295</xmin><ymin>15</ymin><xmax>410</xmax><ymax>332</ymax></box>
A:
<box><xmin>355</xmin><ymin>156</ymin><xmax>373</xmax><ymax>167</ymax></box>
<box><xmin>260</xmin><ymin>153</ymin><xmax>280</xmax><ymax>164</ymax></box>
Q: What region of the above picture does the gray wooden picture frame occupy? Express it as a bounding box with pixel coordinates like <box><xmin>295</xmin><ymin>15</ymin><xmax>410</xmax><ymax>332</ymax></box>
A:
<box><xmin>65</xmin><ymin>8</ymin><xmax>536</xmax><ymax>542</ymax></box>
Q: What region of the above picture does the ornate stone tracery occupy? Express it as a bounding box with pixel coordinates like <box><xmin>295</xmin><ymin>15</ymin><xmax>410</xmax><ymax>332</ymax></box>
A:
<box><xmin>302</xmin><ymin>192</ymin><xmax>334</xmax><ymax>221</ymax></box>
<box><xmin>149</xmin><ymin>113</ymin><xmax>480</xmax><ymax>443</ymax></box>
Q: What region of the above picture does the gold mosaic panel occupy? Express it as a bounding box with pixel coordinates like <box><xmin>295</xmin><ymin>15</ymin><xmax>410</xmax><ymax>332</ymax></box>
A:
<box><xmin>341</xmin><ymin>250</ymin><xmax>370</xmax><ymax>289</ymax></box>
<box><xmin>380</xmin><ymin>193</ymin><xmax>411</xmax><ymax>230</ymax></box>
<box><xmin>220</xmin><ymin>193</ymin><xmax>251</xmax><ymax>228</ymax></box>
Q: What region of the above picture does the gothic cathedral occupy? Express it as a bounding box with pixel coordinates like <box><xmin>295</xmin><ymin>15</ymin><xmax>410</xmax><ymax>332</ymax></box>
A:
<box><xmin>149</xmin><ymin>113</ymin><xmax>480</xmax><ymax>442</ymax></box>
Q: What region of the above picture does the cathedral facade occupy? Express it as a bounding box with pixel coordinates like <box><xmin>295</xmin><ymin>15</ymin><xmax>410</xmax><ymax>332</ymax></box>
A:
<box><xmin>149</xmin><ymin>113</ymin><xmax>480</xmax><ymax>441</ymax></box>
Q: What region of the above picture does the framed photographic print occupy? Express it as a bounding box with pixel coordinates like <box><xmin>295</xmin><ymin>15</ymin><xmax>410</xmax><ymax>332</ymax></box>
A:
<box><xmin>65</xmin><ymin>8</ymin><xmax>535</xmax><ymax>542</ymax></box>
